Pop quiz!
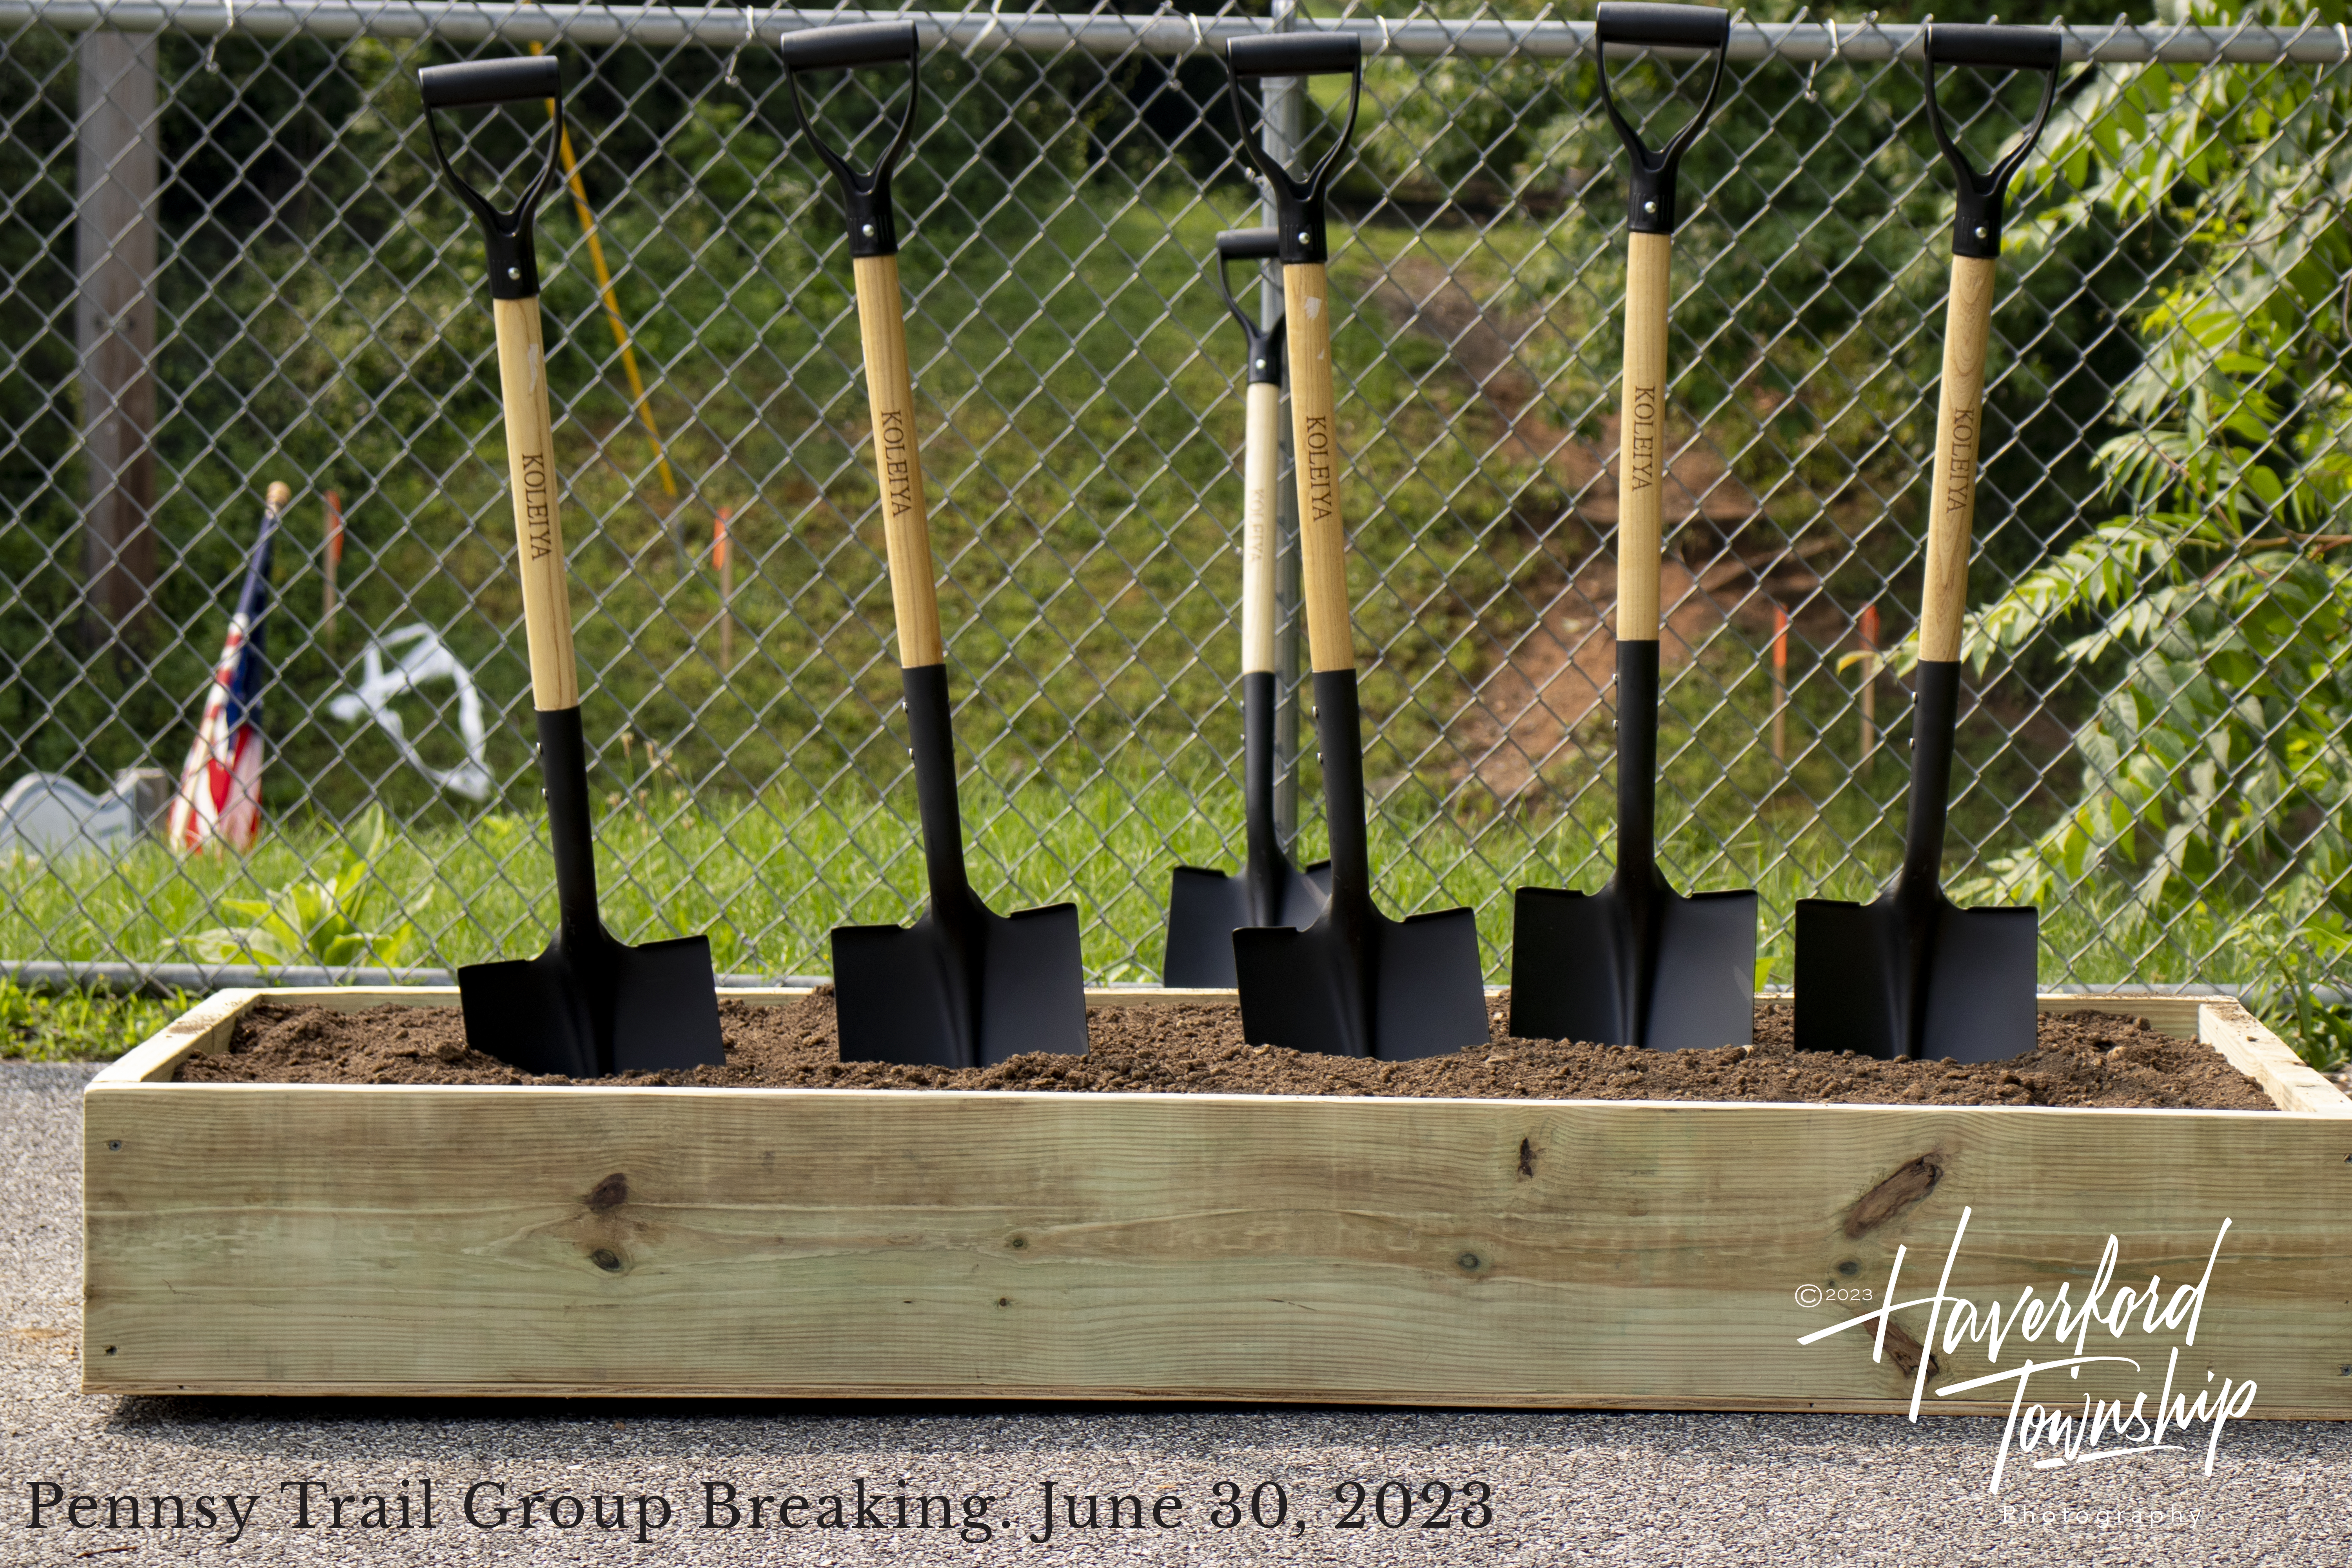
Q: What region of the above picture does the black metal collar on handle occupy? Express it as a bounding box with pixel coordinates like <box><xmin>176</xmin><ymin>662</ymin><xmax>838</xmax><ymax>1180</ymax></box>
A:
<box><xmin>1593</xmin><ymin>2</ymin><xmax>1728</xmax><ymax>235</ymax></box>
<box><xmin>418</xmin><ymin>55</ymin><xmax>565</xmax><ymax>301</ymax></box>
<box><xmin>1223</xmin><ymin>33</ymin><xmax>1361</xmax><ymax>267</ymax></box>
<box><xmin>1214</xmin><ymin>227</ymin><xmax>1287</xmax><ymax>387</ymax></box>
<box><xmin>1923</xmin><ymin>23</ymin><xmax>2062</xmax><ymax>259</ymax></box>
<box><xmin>778</xmin><ymin>21</ymin><xmax>921</xmax><ymax>259</ymax></box>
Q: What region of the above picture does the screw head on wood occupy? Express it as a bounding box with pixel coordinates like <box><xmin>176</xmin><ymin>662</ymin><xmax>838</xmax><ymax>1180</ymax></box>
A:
<box><xmin>107</xmin><ymin>1140</ymin><xmax>120</xmax><ymax>1151</ymax></box>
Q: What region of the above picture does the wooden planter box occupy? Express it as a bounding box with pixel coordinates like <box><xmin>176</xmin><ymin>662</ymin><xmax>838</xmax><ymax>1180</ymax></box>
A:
<box><xmin>83</xmin><ymin>987</ymin><xmax>2352</xmax><ymax>1414</ymax></box>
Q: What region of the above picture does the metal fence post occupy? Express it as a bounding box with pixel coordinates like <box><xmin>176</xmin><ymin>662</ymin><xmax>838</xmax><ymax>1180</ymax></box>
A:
<box><xmin>74</xmin><ymin>25</ymin><xmax>159</xmax><ymax>647</ymax></box>
<box><xmin>1263</xmin><ymin>0</ymin><xmax>1303</xmax><ymax>842</ymax></box>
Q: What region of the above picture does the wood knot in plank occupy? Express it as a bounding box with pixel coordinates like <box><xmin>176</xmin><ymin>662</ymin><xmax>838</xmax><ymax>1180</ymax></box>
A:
<box><xmin>585</xmin><ymin>1173</ymin><xmax>629</xmax><ymax>1212</ymax></box>
<box><xmin>1843</xmin><ymin>1156</ymin><xmax>1941</xmax><ymax>1238</ymax></box>
<box><xmin>1881</xmin><ymin>1318</ymin><xmax>1941</xmax><ymax>1382</ymax></box>
<box><xmin>1517</xmin><ymin>1138</ymin><xmax>1535</xmax><ymax>1179</ymax></box>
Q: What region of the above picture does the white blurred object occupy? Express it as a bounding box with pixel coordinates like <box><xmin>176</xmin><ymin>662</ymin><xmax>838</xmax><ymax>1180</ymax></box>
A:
<box><xmin>327</xmin><ymin>626</ymin><xmax>493</xmax><ymax>802</ymax></box>
<box><xmin>0</xmin><ymin>768</ymin><xmax>171</xmax><ymax>859</ymax></box>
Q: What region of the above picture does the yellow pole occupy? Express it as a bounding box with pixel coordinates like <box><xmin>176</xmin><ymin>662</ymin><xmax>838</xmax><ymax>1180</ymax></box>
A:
<box><xmin>528</xmin><ymin>40</ymin><xmax>678</xmax><ymax>502</ymax></box>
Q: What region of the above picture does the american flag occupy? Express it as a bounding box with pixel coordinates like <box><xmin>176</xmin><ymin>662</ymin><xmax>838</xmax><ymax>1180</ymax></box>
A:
<box><xmin>168</xmin><ymin>482</ymin><xmax>287</xmax><ymax>854</ymax></box>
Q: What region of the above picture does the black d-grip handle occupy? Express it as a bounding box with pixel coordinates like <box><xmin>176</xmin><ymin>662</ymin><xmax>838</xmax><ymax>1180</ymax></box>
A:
<box><xmin>778</xmin><ymin>20</ymin><xmax>918</xmax><ymax>72</ymax></box>
<box><xmin>417</xmin><ymin>54</ymin><xmax>564</xmax><ymax>301</ymax></box>
<box><xmin>1592</xmin><ymin>2</ymin><xmax>1728</xmax><ymax>234</ymax></box>
<box><xmin>1924</xmin><ymin>23</ymin><xmax>2063</xmax><ymax>71</ymax></box>
<box><xmin>779</xmin><ymin>22</ymin><xmax>921</xmax><ymax>259</ymax></box>
<box><xmin>418</xmin><ymin>55</ymin><xmax>561</xmax><ymax>110</ymax></box>
<box><xmin>1213</xmin><ymin>227</ymin><xmax>1285</xmax><ymax>384</ymax></box>
<box><xmin>1595</xmin><ymin>2</ymin><xmax>1730</xmax><ymax>51</ymax></box>
<box><xmin>1922</xmin><ymin>22</ymin><xmax>2062</xmax><ymax>259</ymax></box>
<box><xmin>1225</xmin><ymin>33</ymin><xmax>1360</xmax><ymax>78</ymax></box>
<box><xmin>1223</xmin><ymin>32</ymin><xmax>1361</xmax><ymax>267</ymax></box>
<box><xmin>1216</xmin><ymin>227</ymin><xmax>1282</xmax><ymax>263</ymax></box>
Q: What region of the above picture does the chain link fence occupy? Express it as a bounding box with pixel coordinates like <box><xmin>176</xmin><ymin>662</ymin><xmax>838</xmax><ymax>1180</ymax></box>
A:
<box><xmin>4</xmin><ymin>0</ymin><xmax>2349</xmax><ymax>1000</ymax></box>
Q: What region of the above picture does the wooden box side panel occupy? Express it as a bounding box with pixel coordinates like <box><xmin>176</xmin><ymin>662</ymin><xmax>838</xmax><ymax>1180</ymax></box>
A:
<box><xmin>93</xmin><ymin>988</ymin><xmax>264</xmax><ymax>1085</ymax></box>
<box><xmin>83</xmin><ymin>1084</ymin><xmax>2352</xmax><ymax>1412</ymax></box>
<box><xmin>2198</xmin><ymin>1000</ymin><xmax>2350</xmax><ymax>1114</ymax></box>
<box><xmin>2036</xmin><ymin>993</ymin><xmax>2209</xmax><ymax>1037</ymax></box>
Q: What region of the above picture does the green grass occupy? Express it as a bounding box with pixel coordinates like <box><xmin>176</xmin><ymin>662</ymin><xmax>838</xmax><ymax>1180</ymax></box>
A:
<box><xmin>0</xmin><ymin>764</ymin><xmax>2209</xmax><ymax>989</ymax></box>
<box><xmin>0</xmin><ymin>981</ymin><xmax>191</xmax><ymax>1063</ymax></box>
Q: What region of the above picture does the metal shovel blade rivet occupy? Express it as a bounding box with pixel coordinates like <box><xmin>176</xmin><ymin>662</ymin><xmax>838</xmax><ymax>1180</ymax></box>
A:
<box><xmin>506</xmin><ymin>265</ymin><xmax>521</xmax><ymax>280</ymax></box>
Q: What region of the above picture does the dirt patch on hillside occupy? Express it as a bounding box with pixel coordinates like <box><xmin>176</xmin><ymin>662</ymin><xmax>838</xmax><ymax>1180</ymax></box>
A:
<box><xmin>178</xmin><ymin>995</ymin><xmax>2275</xmax><ymax>1111</ymax></box>
<box><xmin>1369</xmin><ymin>253</ymin><xmax>1862</xmax><ymax>799</ymax></box>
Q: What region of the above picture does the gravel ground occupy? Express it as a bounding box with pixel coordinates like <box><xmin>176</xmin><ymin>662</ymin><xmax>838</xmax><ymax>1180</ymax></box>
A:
<box><xmin>5</xmin><ymin>1061</ymin><xmax>2348</xmax><ymax>1565</ymax></box>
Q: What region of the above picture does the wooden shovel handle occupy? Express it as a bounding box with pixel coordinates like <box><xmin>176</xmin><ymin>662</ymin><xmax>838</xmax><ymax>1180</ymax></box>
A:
<box><xmin>1616</xmin><ymin>231</ymin><xmax>1671</xmax><ymax>643</ymax></box>
<box><xmin>492</xmin><ymin>295</ymin><xmax>579</xmax><ymax>711</ymax></box>
<box><xmin>851</xmin><ymin>254</ymin><xmax>944</xmax><ymax>670</ymax></box>
<box><xmin>1922</xmin><ymin>254</ymin><xmax>1996</xmax><ymax>662</ymax></box>
<box><xmin>1240</xmin><ymin>379</ymin><xmax>1281</xmax><ymax>677</ymax></box>
<box><xmin>1283</xmin><ymin>263</ymin><xmax>1353</xmax><ymax>675</ymax></box>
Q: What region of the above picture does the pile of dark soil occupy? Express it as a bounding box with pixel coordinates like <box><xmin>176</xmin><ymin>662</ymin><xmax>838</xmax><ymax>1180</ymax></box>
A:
<box><xmin>176</xmin><ymin>993</ymin><xmax>2276</xmax><ymax>1110</ymax></box>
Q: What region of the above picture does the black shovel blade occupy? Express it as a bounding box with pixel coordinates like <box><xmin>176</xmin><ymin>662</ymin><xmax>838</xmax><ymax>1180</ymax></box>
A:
<box><xmin>1509</xmin><ymin>884</ymin><xmax>1758</xmax><ymax>1049</ymax></box>
<box><xmin>832</xmin><ymin>898</ymin><xmax>1087</xmax><ymax>1069</ymax></box>
<box><xmin>1793</xmin><ymin>891</ymin><xmax>2038</xmax><ymax>1062</ymax></box>
<box><xmin>1162</xmin><ymin>858</ymin><xmax>1331</xmax><ymax>987</ymax></box>
<box><xmin>1163</xmin><ymin>867</ymin><xmax>1249</xmax><ymax>988</ymax></box>
<box><xmin>459</xmin><ymin>930</ymin><xmax>723</xmax><ymax>1078</ymax></box>
<box><xmin>1232</xmin><ymin>901</ymin><xmax>1485</xmax><ymax>1060</ymax></box>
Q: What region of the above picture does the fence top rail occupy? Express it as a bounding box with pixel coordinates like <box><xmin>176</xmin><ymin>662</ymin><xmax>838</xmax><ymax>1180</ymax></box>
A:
<box><xmin>7</xmin><ymin>1</ymin><xmax>2349</xmax><ymax>65</ymax></box>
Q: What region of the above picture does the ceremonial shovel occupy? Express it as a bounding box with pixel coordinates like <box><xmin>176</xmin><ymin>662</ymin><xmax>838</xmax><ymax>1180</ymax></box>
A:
<box><xmin>1161</xmin><ymin>225</ymin><xmax>1330</xmax><ymax>987</ymax></box>
<box><xmin>1792</xmin><ymin>24</ymin><xmax>2056</xmax><ymax>1062</ymax></box>
<box><xmin>1221</xmin><ymin>33</ymin><xmax>1486</xmax><ymax>1059</ymax></box>
<box><xmin>783</xmin><ymin>22</ymin><xmax>1088</xmax><ymax>1067</ymax></box>
<box><xmin>420</xmin><ymin>55</ymin><xmax>723</xmax><ymax>1075</ymax></box>
<box><xmin>1509</xmin><ymin>3</ymin><xmax>1756</xmax><ymax>1050</ymax></box>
